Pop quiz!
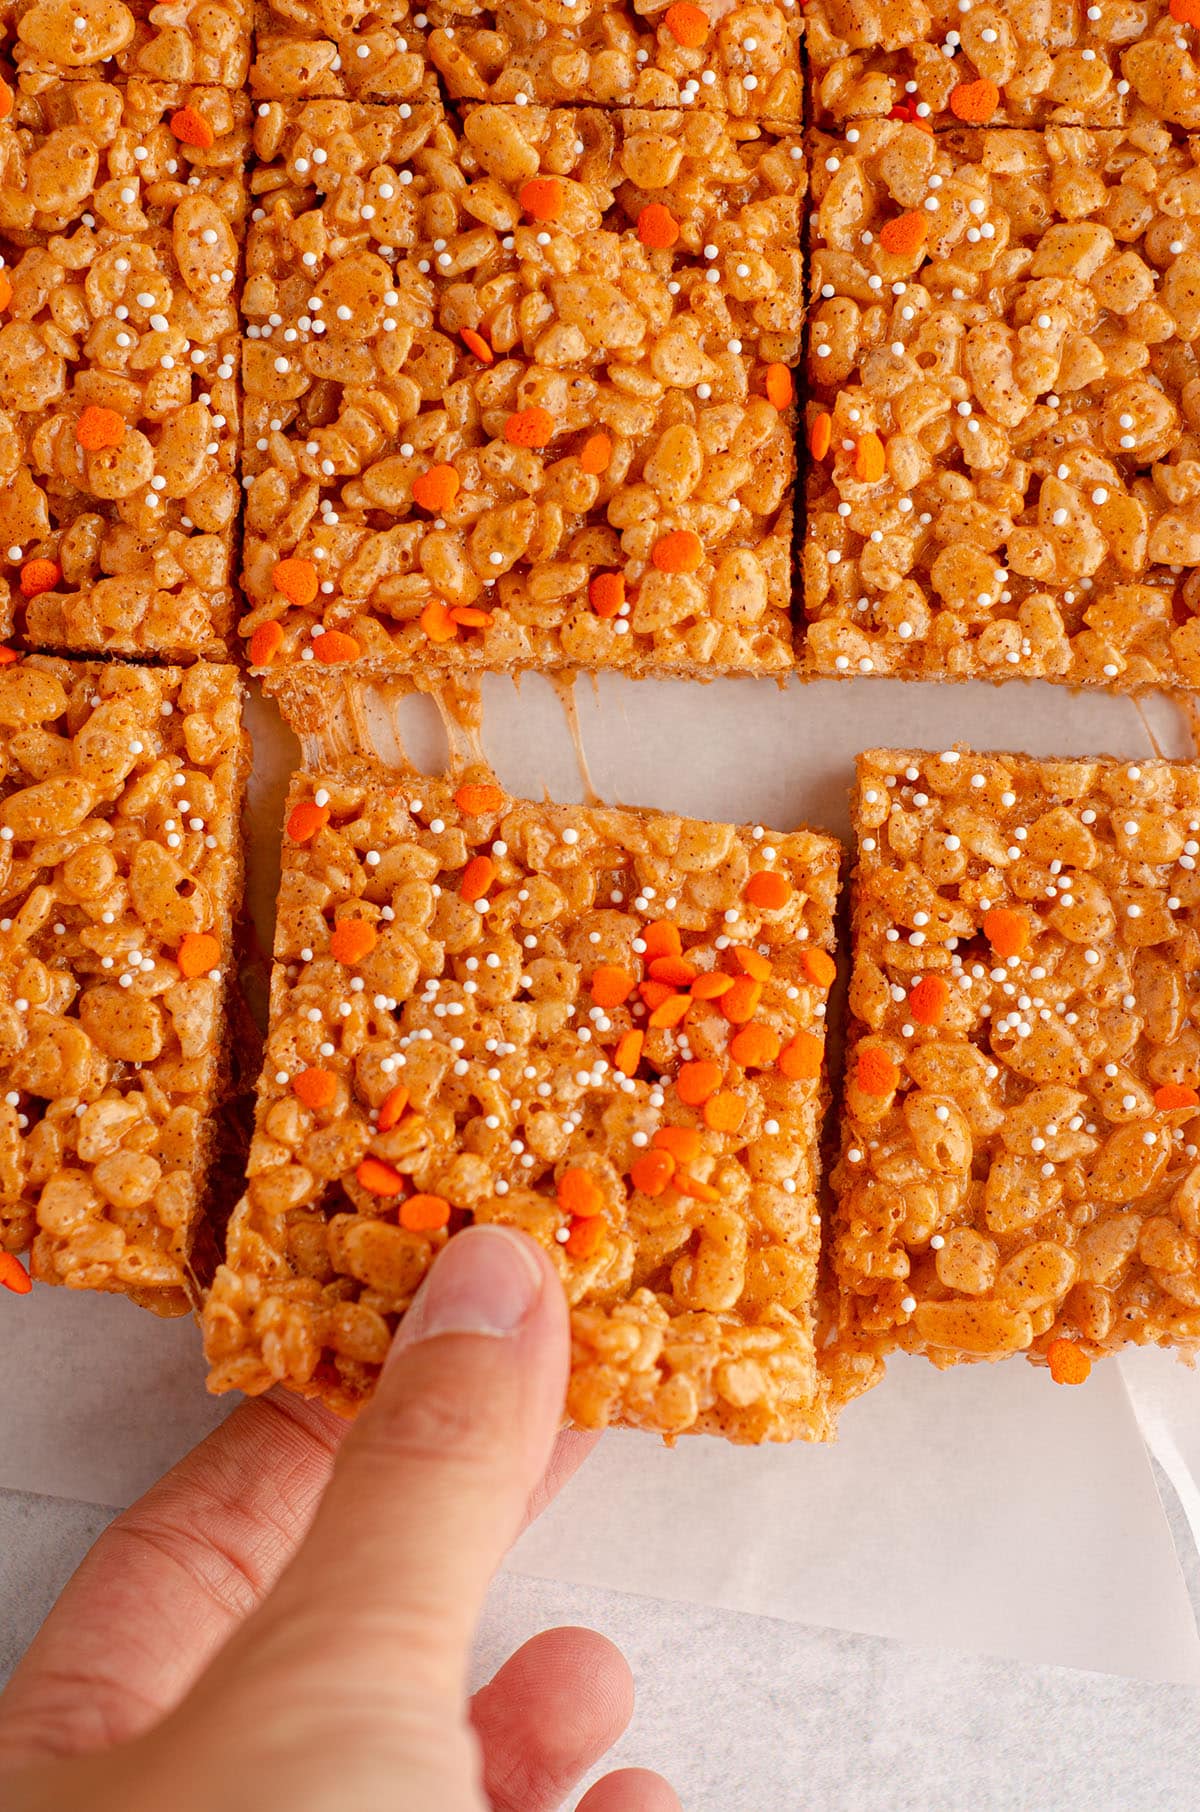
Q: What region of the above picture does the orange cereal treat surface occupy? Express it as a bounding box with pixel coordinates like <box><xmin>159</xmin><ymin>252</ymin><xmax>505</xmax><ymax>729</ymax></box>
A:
<box><xmin>204</xmin><ymin>760</ymin><xmax>846</xmax><ymax>1441</ymax></box>
<box><xmin>833</xmin><ymin>747</ymin><xmax>1200</xmax><ymax>1373</ymax></box>
<box><xmin>0</xmin><ymin>79</ymin><xmax>247</xmax><ymax>659</ymax></box>
<box><xmin>0</xmin><ymin>657</ymin><xmax>249</xmax><ymax>1310</ymax></box>
<box><xmin>3</xmin><ymin>0</ymin><xmax>251</xmax><ymax>91</ymax></box>
<box><xmin>804</xmin><ymin>0</ymin><xmax>1200</xmax><ymax>131</ymax></box>
<box><xmin>240</xmin><ymin>100</ymin><xmax>802</xmax><ymax>680</ymax></box>
<box><xmin>249</xmin><ymin>0</ymin><xmax>437</xmax><ymax>102</ymax></box>
<box><xmin>803</xmin><ymin>120</ymin><xmax>1200</xmax><ymax>691</ymax></box>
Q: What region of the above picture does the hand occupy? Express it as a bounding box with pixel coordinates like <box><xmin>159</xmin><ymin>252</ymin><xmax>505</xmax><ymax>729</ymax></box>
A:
<box><xmin>0</xmin><ymin>1226</ymin><xmax>679</xmax><ymax>1812</ymax></box>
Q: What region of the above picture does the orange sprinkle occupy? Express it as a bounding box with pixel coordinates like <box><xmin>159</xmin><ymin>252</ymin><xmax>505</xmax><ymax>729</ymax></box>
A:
<box><xmin>461</xmin><ymin>326</ymin><xmax>494</xmax><ymax>364</ymax></box>
<box><xmin>1172</xmin><ymin>0</ymin><xmax>1200</xmax><ymax>18</ymax></box>
<box><xmin>809</xmin><ymin>412</ymin><xmax>833</xmax><ymax>460</ymax></box>
<box><xmin>401</xmin><ymin>1193</ymin><xmax>451</xmax><ymax>1232</ymax></box>
<box><xmin>286</xmin><ymin>800</ymin><xmax>330</xmax><ymax>843</ymax></box>
<box><xmin>907</xmin><ymin>974</ymin><xmax>949</xmax><ymax>1026</ymax></box>
<box><xmin>357</xmin><ymin>1156</ymin><xmax>408</xmax><ymax>1197</ymax></box>
<box><xmin>76</xmin><ymin>405</ymin><xmax>125</xmax><ymax>451</ymax></box>
<box><xmin>504</xmin><ymin>406</ymin><xmax>555</xmax><ymax>448</ymax></box>
<box><xmin>170</xmin><ymin>106</ymin><xmax>215</xmax><ymax>148</ymax></box>
<box><xmin>315</xmin><ymin>630</ymin><xmax>361</xmax><ymax>664</ymax></box>
<box><xmin>330</xmin><ymin>918</ymin><xmax>378</xmax><ymax>964</ymax></box>
<box><xmin>0</xmin><ymin>272</ymin><xmax>12</xmax><ymax>313</ymax></box>
<box><xmin>654</xmin><ymin>1126</ymin><xmax>703</xmax><ymax>1164</ymax></box>
<box><xmin>272</xmin><ymin>556</ymin><xmax>319</xmax><ymax>607</ymax></box>
<box><xmin>642</xmin><ymin>921</ymin><xmax>682</xmax><ymax>961</ymax></box>
<box><xmin>677</xmin><ymin>1060</ymin><xmax>722</xmax><ymax>1105</ymax></box>
<box><xmin>614</xmin><ymin>1029</ymin><xmax>644</xmax><ymax>1075</ymax></box>
<box><xmin>412</xmin><ymin>463</ymin><xmax>461</xmax><ymax>513</ymax></box>
<box><xmin>744</xmin><ymin>870</ymin><xmax>791</xmax><ymax>911</ymax></box>
<box><xmin>558</xmin><ymin>1167</ymin><xmax>604</xmax><ymax>1218</ymax></box>
<box><xmin>249</xmin><ymin>620</ymin><xmax>285</xmax><ymax>666</ymax></box>
<box><xmin>19</xmin><ymin>558</ymin><xmax>60</xmax><ymax>598</ymax></box>
<box><xmin>519</xmin><ymin>176</ymin><xmax>564</xmax><ymax>220</ymax></box>
<box><xmin>1155</xmin><ymin>1083</ymin><xmax>1200</xmax><ymax>1111</ymax></box>
<box><xmin>733</xmin><ymin>946</ymin><xmax>772</xmax><ymax>983</ymax></box>
<box><xmin>1046</xmin><ymin>1337</ymin><xmax>1091</xmax><ymax>1386</ymax></box>
<box><xmin>631</xmin><ymin>1150</ymin><xmax>676</xmax><ymax>1196</ymax></box>
<box><xmin>676</xmin><ymin>1172</ymin><xmax>721</xmax><ymax>1203</ymax></box>
<box><xmin>730</xmin><ymin>1024</ymin><xmax>780</xmax><ymax>1068</ymax></box>
<box><xmin>421</xmin><ymin>599</ymin><xmax>458</xmax><ymax>643</ymax></box>
<box><xmin>293</xmin><ymin>1067</ymin><xmax>337</xmax><ymax>1111</ymax></box>
<box><xmin>451</xmin><ymin>606</ymin><xmax>492</xmax><ymax>628</ymax></box>
<box><xmin>0</xmin><ymin>647</ymin><xmax>19</xmax><ymax>666</ymax></box>
<box><xmin>454</xmin><ymin>782</ymin><xmax>503</xmax><ymax>815</ymax></box>
<box><xmin>377</xmin><ymin>1084</ymin><xmax>410</xmax><ymax>1131</ymax></box>
<box><xmin>177</xmin><ymin>931</ymin><xmax>220</xmax><ymax>978</ymax></box>
<box><xmin>591</xmin><ymin>965</ymin><xmax>636</xmax><ymax>1007</ymax></box>
<box><xmin>649</xmin><ymin>993</ymin><xmax>692</xmax><ymax>1029</ymax></box>
<box><xmin>664</xmin><ymin>0</ymin><xmax>709</xmax><ymax>44</ymax></box>
<box><xmin>649</xmin><ymin>955</ymin><xmax>698</xmax><ymax>988</ymax></box>
<box><xmin>950</xmin><ymin>76</ymin><xmax>1001</xmax><ymax>122</ymax></box>
<box><xmin>0</xmin><ymin>81</ymin><xmax>12</xmax><ymax>123</ymax></box>
<box><xmin>637</xmin><ymin>201</ymin><xmax>680</xmax><ymax>249</ymax></box>
<box><xmin>765</xmin><ymin>364</ymin><xmax>794</xmax><ymax>410</ymax></box>
<box><xmin>691</xmin><ymin>971</ymin><xmax>734</xmax><ymax>1000</ymax></box>
<box><xmin>878</xmin><ymin>212</ymin><xmax>928</xmax><ymax>258</ymax></box>
<box><xmin>652</xmin><ymin>528</ymin><xmax>703</xmax><ymax>574</ymax></box>
<box><xmin>589</xmin><ymin>572</ymin><xmax>625</xmax><ymax>618</ymax></box>
<box><xmin>704</xmin><ymin>1090</ymin><xmax>747</xmax><ymax>1134</ymax></box>
<box><xmin>565</xmin><ymin>1216</ymin><xmax>605</xmax><ymax>1260</ymax></box>
<box><xmin>639</xmin><ymin>979</ymin><xmax>674</xmax><ymax>1011</ymax></box>
<box><xmin>857</xmin><ymin>1047</ymin><xmax>900</xmax><ymax>1097</ymax></box>
<box><xmin>721</xmin><ymin>977</ymin><xmax>762</xmax><ymax>1024</ymax></box>
<box><xmin>801</xmin><ymin>948</ymin><xmax>837</xmax><ymax>989</ymax></box>
<box><xmin>0</xmin><ymin>1252</ymin><xmax>31</xmax><ymax>1295</ymax></box>
<box><xmin>579</xmin><ymin>432</ymin><xmax>612</xmax><ymax>475</ymax></box>
<box><xmin>854</xmin><ymin>432</ymin><xmax>886</xmax><ymax>484</ymax></box>
<box><xmin>983</xmin><ymin>906</ymin><xmax>1030</xmax><ymax>960</ymax></box>
<box><xmin>778</xmin><ymin>1031</ymin><xmax>823</xmax><ymax>1081</ymax></box>
<box><xmin>460</xmin><ymin>855</ymin><xmax>496</xmax><ymax>902</ymax></box>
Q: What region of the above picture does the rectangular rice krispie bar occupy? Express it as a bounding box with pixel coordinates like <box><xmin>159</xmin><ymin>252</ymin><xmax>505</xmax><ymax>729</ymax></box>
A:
<box><xmin>805</xmin><ymin>0</ymin><xmax>1200</xmax><ymax>133</ymax></box>
<box><xmin>0</xmin><ymin>78</ymin><xmax>246</xmax><ymax>661</ymax></box>
<box><xmin>802</xmin><ymin>119</ymin><xmax>1200</xmax><ymax>690</ymax></box>
<box><xmin>240</xmin><ymin>99</ymin><xmax>802</xmax><ymax>678</ymax></box>
<box><xmin>0</xmin><ymin>656</ymin><xmax>249</xmax><ymax>1311</ymax></box>
<box><xmin>248</xmin><ymin>0</ymin><xmax>801</xmax><ymax>120</ymax></box>
<box><xmin>3</xmin><ymin>0</ymin><xmax>251</xmax><ymax>91</ymax></box>
<box><xmin>832</xmin><ymin>746</ymin><xmax>1200</xmax><ymax>1377</ymax></box>
<box><xmin>204</xmin><ymin>757</ymin><xmax>845</xmax><ymax>1441</ymax></box>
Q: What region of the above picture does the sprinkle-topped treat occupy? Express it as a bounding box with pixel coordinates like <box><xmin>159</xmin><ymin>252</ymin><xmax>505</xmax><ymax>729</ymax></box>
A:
<box><xmin>803</xmin><ymin>119</ymin><xmax>1200</xmax><ymax>689</ymax></box>
<box><xmin>805</xmin><ymin>0</ymin><xmax>1200</xmax><ymax>133</ymax></box>
<box><xmin>0</xmin><ymin>79</ymin><xmax>246</xmax><ymax>659</ymax></box>
<box><xmin>0</xmin><ymin>657</ymin><xmax>249</xmax><ymax>1311</ymax></box>
<box><xmin>204</xmin><ymin>757</ymin><xmax>845</xmax><ymax>1441</ymax></box>
<box><xmin>249</xmin><ymin>0</ymin><xmax>439</xmax><ymax>103</ymax></box>
<box><xmin>833</xmin><ymin>747</ymin><xmax>1200</xmax><ymax>1374</ymax></box>
<box><xmin>241</xmin><ymin>100</ymin><xmax>802</xmax><ymax>678</ymax></box>
<box><xmin>3</xmin><ymin>0</ymin><xmax>252</xmax><ymax>91</ymax></box>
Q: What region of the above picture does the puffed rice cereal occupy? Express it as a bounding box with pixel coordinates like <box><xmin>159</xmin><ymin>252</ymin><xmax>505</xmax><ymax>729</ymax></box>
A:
<box><xmin>4</xmin><ymin>0</ymin><xmax>251</xmax><ymax>92</ymax></box>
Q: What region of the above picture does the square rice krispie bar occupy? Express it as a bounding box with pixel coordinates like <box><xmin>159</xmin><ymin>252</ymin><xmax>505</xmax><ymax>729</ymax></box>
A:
<box><xmin>0</xmin><ymin>78</ymin><xmax>246</xmax><ymax>661</ymax></box>
<box><xmin>2</xmin><ymin>0</ymin><xmax>251</xmax><ymax>91</ymax></box>
<box><xmin>240</xmin><ymin>99</ymin><xmax>802</xmax><ymax>679</ymax></box>
<box><xmin>204</xmin><ymin>756</ymin><xmax>844</xmax><ymax>1441</ymax></box>
<box><xmin>0</xmin><ymin>656</ymin><xmax>249</xmax><ymax>1311</ymax></box>
<box><xmin>832</xmin><ymin>746</ymin><xmax>1200</xmax><ymax>1378</ymax></box>
<box><xmin>802</xmin><ymin>118</ymin><xmax>1200</xmax><ymax>690</ymax></box>
<box><xmin>805</xmin><ymin>0</ymin><xmax>1200</xmax><ymax>133</ymax></box>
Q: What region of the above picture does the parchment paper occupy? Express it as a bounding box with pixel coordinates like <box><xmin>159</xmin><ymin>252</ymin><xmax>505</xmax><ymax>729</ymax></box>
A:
<box><xmin>2</xmin><ymin>674</ymin><xmax>1199</xmax><ymax>1685</ymax></box>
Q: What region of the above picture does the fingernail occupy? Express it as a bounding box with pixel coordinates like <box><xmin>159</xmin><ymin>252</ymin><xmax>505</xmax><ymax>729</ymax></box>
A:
<box><xmin>393</xmin><ymin>1226</ymin><xmax>544</xmax><ymax>1349</ymax></box>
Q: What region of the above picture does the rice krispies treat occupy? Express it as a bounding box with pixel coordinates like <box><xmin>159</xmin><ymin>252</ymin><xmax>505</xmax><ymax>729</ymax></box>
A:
<box><xmin>832</xmin><ymin>746</ymin><xmax>1200</xmax><ymax>1377</ymax></box>
<box><xmin>204</xmin><ymin>759</ymin><xmax>843</xmax><ymax>1440</ymax></box>
<box><xmin>805</xmin><ymin>0</ymin><xmax>1200</xmax><ymax>133</ymax></box>
<box><xmin>802</xmin><ymin>118</ymin><xmax>1200</xmax><ymax>689</ymax></box>
<box><xmin>249</xmin><ymin>0</ymin><xmax>439</xmax><ymax>103</ymax></box>
<box><xmin>0</xmin><ymin>78</ymin><xmax>245</xmax><ymax>660</ymax></box>
<box><xmin>0</xmin><ymin>656</ymin><xmax>249</xmax><ymax>1311</ymax></box>
<box><xmin>2</xmin><ymin>0</ymin><xmax>251</xmax><ymax>90</ymax></box>
<box><xmin>241</xmin><ymin>100</ymin><xmax>802</xmax><ymax>678</ymax></box>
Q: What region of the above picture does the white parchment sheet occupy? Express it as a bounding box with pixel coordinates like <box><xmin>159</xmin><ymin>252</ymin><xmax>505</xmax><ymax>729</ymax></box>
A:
<box><xmin>3</xmin><ymin>675</ymin><xmax>1200</xmax><ymax>1686</ymax></box>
